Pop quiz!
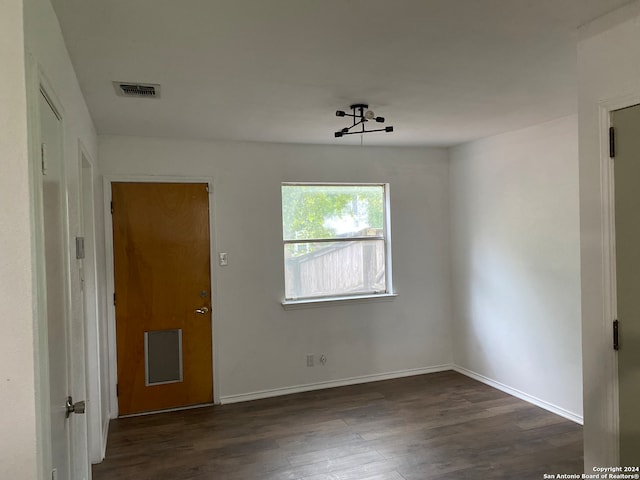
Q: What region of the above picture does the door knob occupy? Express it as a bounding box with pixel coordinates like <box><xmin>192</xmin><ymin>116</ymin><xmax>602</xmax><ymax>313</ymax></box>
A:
<box><xmin>194</xmin><ymin>307</ymin><xmax>209</xmax><ymax>314</ymax></box>
<box><xmin>65</xmin><ymin>396</ymin><xmax>86</xmax><ymax>418</ymax></box>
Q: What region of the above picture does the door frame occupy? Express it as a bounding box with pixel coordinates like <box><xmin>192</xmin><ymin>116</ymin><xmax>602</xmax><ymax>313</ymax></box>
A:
<box><xmin>25</xmin><ymin>56</ymin><xmax>74</xmax><ymax>480</ymax></box>
<box><xmin>598</xmin><ymin>91</ymin><xmax>640</xmax><ymax>465</ymax></box>
<box><xmin>103</xmin><ymin>175</ymin><xmax>221</xmax><ymax>418</ymax></box>
<box><xmin>78</xmin><ymin>142</ymin><xmax>106</xmax><ymax>463</ymax></box>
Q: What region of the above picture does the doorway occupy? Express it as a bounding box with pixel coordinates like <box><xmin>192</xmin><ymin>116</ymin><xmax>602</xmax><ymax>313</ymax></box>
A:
<box><xmin>79</xmin><ymin>149</ymin><xmax>105</xmax><ymax>463</ymax></box>
<box><xmin>110</xmin><ymin>182</ymin><xmax>214</xmax><ymax>415</ymax></box>
<box><xmin>611</xmin><ymin>103</ymin><xmax>640</xmax><ymax>464</ymax></box>
<box><xmin>38</xmin><ymin>89</ymin><xmax>74</xmax><ymax>480</ymax></box>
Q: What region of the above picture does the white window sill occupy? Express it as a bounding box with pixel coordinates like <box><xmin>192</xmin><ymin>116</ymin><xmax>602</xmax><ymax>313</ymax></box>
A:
<box><xmin>282</xmin><ymin>293</ymin><xmax>398</xmax><ymax>310</ymax></box>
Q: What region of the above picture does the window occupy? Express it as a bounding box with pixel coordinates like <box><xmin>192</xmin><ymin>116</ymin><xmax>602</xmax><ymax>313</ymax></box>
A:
<box><xmin>281</xmin><ymin>183</ymin><xmax>393</xmax><ymax>303</ymax></box>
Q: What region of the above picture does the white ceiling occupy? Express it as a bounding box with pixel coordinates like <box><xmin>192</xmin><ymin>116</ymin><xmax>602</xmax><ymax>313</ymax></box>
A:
<box><xmin>51</xmin><ymin>0</ymin><xmax>629</xmax><ymax>147</ymax></box>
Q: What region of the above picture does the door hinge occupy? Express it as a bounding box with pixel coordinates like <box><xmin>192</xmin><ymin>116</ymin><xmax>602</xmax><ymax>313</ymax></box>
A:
<box><xmin>613</xmin><ymin>319</ymin><xmax>619</xmax><ymax>350</ymax></box>
<box><xmin>116</xmin><ymin>384</ymin><xmax>119</xmax><ymax>397</ymax></box>
<box><xmin>75</xmin><ymin>236</ymin><xmax>85</xmax><ymax>260</ymax></box>
<box><xmin>609</xmin><ymin>126</ymin><xmax>616</xmax><ymax>158</ymax></box>
<box><xmin>41</xmin><ymin>143</ymin><xmax>48</xmax><ymax>175</ymax></box>
<box><xmin>110</xmin><ymin>201</ymin><xmax>114</xmax><ymax>214</ymax></box>
<box><xmin>113</xmin><ymin>292</ymin><xmax>116</xmax><ymax>306</ymax></box>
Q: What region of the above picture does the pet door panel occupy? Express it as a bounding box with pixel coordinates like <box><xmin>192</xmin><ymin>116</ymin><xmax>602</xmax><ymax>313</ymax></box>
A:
<box><xmin>144</xmin><ymin>329</ymin><xmax>183</xmax><ymax>386</ymax></box>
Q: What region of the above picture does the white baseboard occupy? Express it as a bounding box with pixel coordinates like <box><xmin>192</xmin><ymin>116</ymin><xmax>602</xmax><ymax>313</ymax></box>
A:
<box><xmin>100</xmin><ymin>417</ymin><xmax>110</xmax><ymax>462</ymax></box>
<box><xmin>452</xmin><ymin>365</ymin><xmax>583</xmax><ymax>425</ymax></box>
<box><xmin>219</xmin><ymin>364</ymin><xmax>454</xmax><ymax>404</ymax></box>
<box><xmin>105</xmin><ymin>363</ymin><xmax>581</xmax><ymax>426</ymax></box>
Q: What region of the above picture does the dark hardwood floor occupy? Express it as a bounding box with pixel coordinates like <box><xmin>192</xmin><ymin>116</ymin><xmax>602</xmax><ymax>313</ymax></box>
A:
<box><xmin>93</xmin><ymin>371</ymin><xmax>583</xmax><ymax>480</ymax></box>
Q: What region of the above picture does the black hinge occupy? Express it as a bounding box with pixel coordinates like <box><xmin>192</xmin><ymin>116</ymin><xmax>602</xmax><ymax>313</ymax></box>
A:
<box><xmin>113</xmin><ymin>292</ymin><xmax>116</xmax><ymax>306</ymax></box>
<box><xmin>609</xmin><ymin>127</ymin><xmax>616</xmax><ymax>158</ymax></box>
<box><xmin>110</xmin><ymin>201</ymin><xmax>114</xmax><ymax>214</ymax></box>
<box><xmin>41</xmin><ymin>143</ymin><xmax>47</xmax><ymax>175</ymax></box>
<box><xmin>116</xmin><ymin>384</ymin><xmax>119</xmax><ymax>396</ymax></box>
<box><xmin>613</xmin><ymin>319</ymin><xmax>619</xmax><ymax>350</ymax></box>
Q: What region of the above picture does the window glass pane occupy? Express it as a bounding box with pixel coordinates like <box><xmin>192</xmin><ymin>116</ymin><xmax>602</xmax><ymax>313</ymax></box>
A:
<box><xmin>284</xmin><ymin>240</ymin><xmax>386</xmax><ymax>299</ymax></box>
<box><xmin>282</xmin><ymin>185</ymin><xmax>384</xmax><ymax>241</ymax></box>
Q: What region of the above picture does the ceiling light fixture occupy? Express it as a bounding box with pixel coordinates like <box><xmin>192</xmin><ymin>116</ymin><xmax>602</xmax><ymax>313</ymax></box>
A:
<box><xmin>334</xmin><ymin>104</ymin><xmax>394</xmax><ymax>138</ymax></box>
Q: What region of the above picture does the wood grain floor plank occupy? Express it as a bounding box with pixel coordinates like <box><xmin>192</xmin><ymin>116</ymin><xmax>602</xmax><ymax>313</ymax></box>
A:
<box><xmin>93</xmin><ymin>371</ymin><xmax>583</xmax><ymax>480</ymax></box>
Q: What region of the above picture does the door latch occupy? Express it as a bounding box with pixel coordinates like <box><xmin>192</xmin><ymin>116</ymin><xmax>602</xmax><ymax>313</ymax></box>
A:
<box><xmin>65</xmin><ymin>396</ymin><xmax>86</xmax><ymax>418</ymax></box>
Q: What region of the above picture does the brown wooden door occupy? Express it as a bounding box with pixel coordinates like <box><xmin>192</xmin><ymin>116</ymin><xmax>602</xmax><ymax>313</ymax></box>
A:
<box><xmin>112</xmin><ymin>182</ymin><xmax>213</xmax><ymax>415</ymax></box>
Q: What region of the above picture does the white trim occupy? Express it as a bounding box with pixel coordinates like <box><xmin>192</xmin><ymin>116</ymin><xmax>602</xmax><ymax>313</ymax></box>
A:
<box><xmin>384</xmin><ymin>182</ymin><xmax>394</xmax><ymax>295</ymax></box>
<box><xmin>284</xmin><ymin>236</ymin><xmax>385</xmax><ymax>244</ymax></box>
<box><xmin>597</xmin><ymin>92</ymin><xmax>640</xmax><ymax>464</ymax></box>
<box><xmin>207</xmin><ymin>182</ymin><xmax>221</xmax><ymax>405</ymax></box>
<box><xmin>282</xmin><ymin>292</ymin><xmax>397</xmax><ymax>310</ymax></box>
<box><xmin>25</xmin><ymin>51</ymin><xmax>52</xmax><ymax>480</ymax></box>
<box><xmin>78</xmin><ymin>141</ymin><xmax>105</xmax><ymax>465</ymax></box>
<box><xmin>40</xmin><ymin>71</ymin><xmax>76</xmax><ymax>478</ymax></box>
<box><xmin>100</xmin><ymin>418</ymin><xmax>109</xmax><ymax>462</ymax></box>
<box><xmin>578</xmin><ymin>1</ymin><xmax>640</xmax><ymax>40</ymax></box>
<box><xmin>102</xmin><ymin>178</ymin><xmax>118</xmax><ymax>418</ymax></box>
<box><xmin>600</xmin><ymin>103</ymin><xmax>621</xmax><ymax>465</ymax></box>
<box><xmin>102</xmin><ymin>174</ymin><xmax>221</xmax><ymax>419</ymax></box>
<box><xmin>282</xmin><ymin>182</ymin><xmax>388</xmax><ymax>187</ymax></box>
<box><xmin>452</xmin><ymin>365</ymin><xmax>583</xmax><ymax>425</ymax></box>
<box><xmin>27</xmin><ymin>58</ymin><xmax>81</xmax><ymax>479</ymax></box>
<box><xmin>220</xmin><ymin>364</ymin><xmax>586</xmax><ymax>426</ymax></box>
<box><xmin>281</xmin><ymin>182</ymin><xmax>394</xmax><ymax>304</ymax></box>
<box><xmin>219</xmin><ymin>364</ymin><xmax>452</xmax><ymax>404</ymax></box>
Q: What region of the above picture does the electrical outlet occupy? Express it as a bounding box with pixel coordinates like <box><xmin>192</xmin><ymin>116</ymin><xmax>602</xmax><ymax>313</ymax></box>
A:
<box><xmin>306</xmin><ymin>354</ymin><xmax>314</xmax><ymax>367</ymax></box>
<box><xmin>319</xmin><ymin>354</ymin><xmax>327</xmax><ymax>365</ymax></box>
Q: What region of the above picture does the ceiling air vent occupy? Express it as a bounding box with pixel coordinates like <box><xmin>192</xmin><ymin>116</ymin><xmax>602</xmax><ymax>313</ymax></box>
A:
<box><xmin>113</xmin><ymin>82</ymin><xmax>161</xmax><ymax>99</ymax></box>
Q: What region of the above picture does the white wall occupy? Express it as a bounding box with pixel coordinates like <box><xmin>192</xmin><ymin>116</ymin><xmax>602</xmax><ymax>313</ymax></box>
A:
<box><xmin>23</xmin><ymin>0</ymin><xmax>102</xmax><ymax>471</ymax></box>
<box><xmin>99</xmin><ymin>136</ymin><xmax>453</xmax><ymax>400</ymax></box>
<box><xmin>450</xmin><ymin>115</ymin><xmax>583</xmax><ymax>421</ymax></box>
<box><xmin>578</xmin><ymin>1</ymin><xmax>640</xmax><ymax>469</ymax></box>
<box><xmin>0</xmin><ymin>1</ymin><xmax>38</xmax><ymax>478</ymax></box>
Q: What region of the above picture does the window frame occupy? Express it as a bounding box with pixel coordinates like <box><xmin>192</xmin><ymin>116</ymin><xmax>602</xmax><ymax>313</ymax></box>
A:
<box><xmin>281</xmin><ymin>182</ymin><xmax>395</xmax><ymax>306</ymax></box>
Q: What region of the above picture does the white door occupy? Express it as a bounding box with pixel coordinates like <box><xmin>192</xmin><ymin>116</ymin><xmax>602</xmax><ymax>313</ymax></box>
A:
<box><xmin>612</xmin><ymin>104</ymin><xmax>640</xmax><ymax>465</ymax></box>
<box><xmin>39</xmin><ymin>90</ymin><xmax>74</xmax><ymax>479</ymax></box>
